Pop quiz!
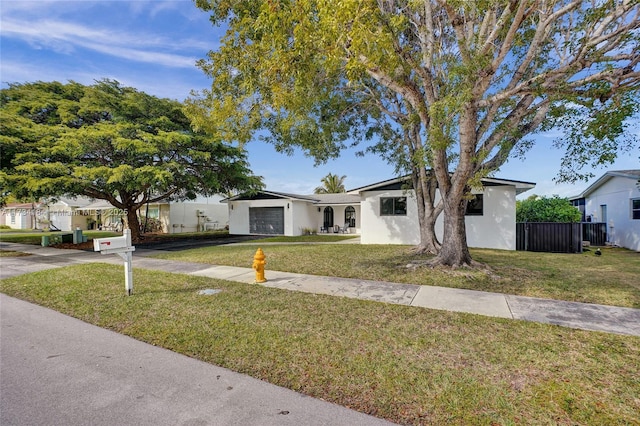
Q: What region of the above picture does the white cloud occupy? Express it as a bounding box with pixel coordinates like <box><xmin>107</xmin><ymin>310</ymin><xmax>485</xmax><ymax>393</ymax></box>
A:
<box><xmin>1</xmin><ymin>18</ymin><xmax>204</xmax><ymax>68</ymax></box>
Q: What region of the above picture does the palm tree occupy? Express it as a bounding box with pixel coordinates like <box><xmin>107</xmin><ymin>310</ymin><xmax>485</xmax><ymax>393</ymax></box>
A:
<box><xmin>314</xmin><ymin>173</ymin><xmax>346</xmax><ymax>194</ymax></box>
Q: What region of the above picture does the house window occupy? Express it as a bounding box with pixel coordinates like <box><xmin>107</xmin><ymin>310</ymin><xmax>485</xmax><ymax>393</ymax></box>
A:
<box><xmin>633</xmin><ymin>199</ymin><xmax>640</xmax><ymax>220</ymax></box>
<box><xmin>345</xmin><ymin>206</ymin><xmax>356</xmax><ymax>227</ymax></box>
<box><xmin>10</xmin><ymin>211</ymin><xmax>16</xmax><ymax>224</ymax></box>
<box><xmin>380</xmin><ymin>197</ymin><xmax>407</xmax><ymax>216</ymax></box>
<box><xmin>465</xmin><ymin>194</ymin><xmax>483</xmax><ymax>216</ymax></box>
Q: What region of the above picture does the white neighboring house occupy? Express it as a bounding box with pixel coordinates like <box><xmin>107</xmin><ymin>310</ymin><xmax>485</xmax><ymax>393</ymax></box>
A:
<box><xmin>77</xmin><ymin>195</ymin><xmax>229</xmax><ymax>233</ymax></box>
<box><xmin>570</xmin><ymin>170</ymin><xmax>640</xmax><ymax>251</ymax></box>
<box><xmin>225</xmin><ymin>175</ymin><xmax>535</xmax><ymax>250</ymax></box>
<box><xmin>0</xmin><ymin>198</ymin><xmax>92</xmax><ymax>231</ymax></box>
<box><xmin>0</xmin><ymin>203</ymin><xmax>40</xmax><ymax>230</ymax></box>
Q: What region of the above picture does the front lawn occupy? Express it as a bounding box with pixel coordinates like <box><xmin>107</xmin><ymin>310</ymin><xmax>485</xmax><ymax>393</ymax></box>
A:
<box><xmin>1</xmin><ymin>263</ymin><xmax>638</xmax><ymax>425</ymax></box>
<box><xmin>153</xmin><ymin>244</ymin><xmax>640</xmax><ymax>308</ymax></box>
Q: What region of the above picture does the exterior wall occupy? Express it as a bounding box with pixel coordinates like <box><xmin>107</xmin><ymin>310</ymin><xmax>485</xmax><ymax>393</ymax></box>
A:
<box><xmin>361</xmin><ymin>186</ymin><xmax>517</xmax><ymax>250</ymax></box>
<box><xmin>168</xmin><ymin>196</ymin><xmax>229</xmax><ymax>234</ymax></box>
<box><xmin>465</xmin><ymin>186</ymin><xmax>517</xmax><ymax>250</ymax></box>
<box><xmin>291</xmin><ymin>201</ymin><xmax>317</xmax><ymax>234</ymax></box>
<box><xmin>1</xmin><ymin>207</ymin><xmax>32</xmax><ymax>230</ymax></box>
<box><xmin>583</xmin><ymin>176</ymin><xmax>640</xmax><ymax>251</ymax></box>
<box><xmin>227</xmin><ymin>199</ymin><xmax>363</xmax><ymax>236</ymax></box>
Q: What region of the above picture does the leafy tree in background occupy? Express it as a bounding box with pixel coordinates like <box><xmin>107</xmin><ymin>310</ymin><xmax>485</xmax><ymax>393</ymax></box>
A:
<box><xmin>314</xmin><ymin>173</ymin><xmax>347</xmax><ymax>194</ymax></box>
<box><xmin>516</xmin><ymin>195</ymin><xmax>582</xmax><ymax>223</ymax></box>
<box><xmin>0</xmin><ymin>80</ymin><xmax>262</xmax><ymax>241</ymax></box>
<box><xmin>189</xmin><ymin>0</ymin><xmax>640</xmax><ymax>267</ymax></box>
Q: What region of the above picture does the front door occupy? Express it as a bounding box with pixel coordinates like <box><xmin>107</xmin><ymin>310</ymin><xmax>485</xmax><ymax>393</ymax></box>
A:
<box><xmin>323</xmin><ymin>207</ymin><xmax>334</xmax><ymax>229</ymax></box>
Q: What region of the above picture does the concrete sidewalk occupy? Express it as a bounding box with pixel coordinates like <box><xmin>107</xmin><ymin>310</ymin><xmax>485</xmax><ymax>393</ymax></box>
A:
<box><xmin>1</xmin><ymin>241</ymin><xmax>639</xmax><ymax>336</ymax></box>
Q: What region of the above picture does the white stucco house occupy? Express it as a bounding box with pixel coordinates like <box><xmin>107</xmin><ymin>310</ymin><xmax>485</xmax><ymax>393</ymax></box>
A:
<box><xmin>570</xmin><ymin>170</ymin><xmax>640</xmax><ymax>251</ymax></box>
<box><xmin>1</xmin><ymin>196</ymin><xmax>229</xmax><ymax>233</ymax></box>
<box><xmin>225</xmin><ymin>175</ymin><xmax>535</xmax><ymax>250</ymax></box>
<box><xmin>78</xmin><ymin>195</ymin><xmax>229</xmax><ymax>233</ymax></box>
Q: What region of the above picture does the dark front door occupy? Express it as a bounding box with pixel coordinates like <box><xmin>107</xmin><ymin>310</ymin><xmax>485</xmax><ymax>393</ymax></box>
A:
<box><xmin>323</xmin><ymin>206</ymin><xmax>334</xmax><ymax>229</ymax></box>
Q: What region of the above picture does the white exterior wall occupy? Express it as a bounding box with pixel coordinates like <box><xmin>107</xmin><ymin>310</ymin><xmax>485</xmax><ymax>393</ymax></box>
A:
<box><xmin>1</xmin><ymin>208</ymin><xmax>31</xmax><ymax>229</ymax></box>
<box><xmin>360</xmin><ymin>189</ymin><xmax>420</xmax><ymax>245</ymax></box>
<box><xmin>584</xmin><ymin>176</ymin><xmax>640</xmax><ymax>251</ymax></box>
<box><xmin>168</xmin><ymin>196</ymin><xmax>229</xmax><ymax>234</ymax></box>
<box><xmin>361</xmin><ymin>186</ymin><xmax>517</xmax><ymax>250</ymax></box>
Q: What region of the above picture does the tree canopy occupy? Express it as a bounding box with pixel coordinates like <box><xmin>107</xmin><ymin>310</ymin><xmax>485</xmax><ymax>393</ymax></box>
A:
<box><xmin>516</xmin><ymin>195</ymin><xmax>582</xmax><ymax>223</ymax></box>
<box><xmin>189</xmin><ymin>0</ymin><xmax>640</xmax><ymax>266</ymax></box>
<box><xmin>0</xmin><ymin>80</ymin><xmax>263</xmax><ymax>240</ymax></box>
<box><xmin>314</xmin><ymin>173</ymin><xmax>347</xmax><ymax>194</ymax></box>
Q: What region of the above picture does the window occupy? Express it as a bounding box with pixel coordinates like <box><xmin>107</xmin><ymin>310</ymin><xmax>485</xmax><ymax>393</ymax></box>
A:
<box><xmin>10</xmin><ymin>211</ymin><xmax>16</xmax><ymax>224</ymax></box>
<box><xmin>380</xmin><ymin>197</ymin><xmax>407</xmax><ymax>216</ymax></box>
<box><xmin>465</xmin><ymin>194</ymin><xmax>483</xmax><ymax>216</ymax></box>
<box><xmin>633</xmin><ymin>199</ymin><xmax>640</xmax><ymax>220</ymax></box>
<box><xmin>345</xmin><ymin>206</ymin><xmax>356</xmax><ymax>227</ymax></box>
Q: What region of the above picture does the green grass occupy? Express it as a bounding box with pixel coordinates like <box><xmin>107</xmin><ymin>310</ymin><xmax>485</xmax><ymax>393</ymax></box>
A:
<box><xmin>153</xmin><ymin>244</ymin><xmax>640</xmax><ymax>308</ymax></box>
<box><xmin>0</xmin><ymin>230</ymin><xmax>121</xmax><ymax>244</ymax></box>
<box><xmin>257</xmin><ymin>234</ymin><xmax>358</xmax><ymax>243</ymax></box>
<box><xmin>1</xmin><ymin>263</ymin><xmax>638</xmax><ymax>425</ymax></box>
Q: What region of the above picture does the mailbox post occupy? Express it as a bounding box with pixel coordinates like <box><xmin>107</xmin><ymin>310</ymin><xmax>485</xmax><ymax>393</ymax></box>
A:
<box><xmin>93</xmin><ymin>229</ymin><xmax>136</xmax><ymax>295</ymax></box>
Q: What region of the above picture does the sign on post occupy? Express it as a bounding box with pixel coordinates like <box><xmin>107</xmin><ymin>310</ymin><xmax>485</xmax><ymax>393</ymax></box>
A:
<box><xmin>93</xmin><ymin>229</ymin><xmax>135</xmax><ymax>295</ymax></box>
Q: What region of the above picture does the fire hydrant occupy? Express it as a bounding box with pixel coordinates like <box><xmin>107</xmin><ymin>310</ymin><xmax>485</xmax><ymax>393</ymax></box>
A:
<box><xmin>252</xmin><ymin>248</ymin><xmax>267</xmax><ymax>283</ymax></box>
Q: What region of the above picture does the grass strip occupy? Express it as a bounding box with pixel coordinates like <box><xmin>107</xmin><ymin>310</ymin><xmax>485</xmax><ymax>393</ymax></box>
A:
<box><xmin>153</xmin><ymin>244</ymin><xmax>640</xmax><ymax>308</ymax></box>
<box><xmin>1</xmin><ymin>264</ymin><xmax>639</xmax><ymax>425</ymax></box>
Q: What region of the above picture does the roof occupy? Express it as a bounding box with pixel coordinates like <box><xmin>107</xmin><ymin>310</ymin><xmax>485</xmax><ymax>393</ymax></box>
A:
<box><xmin>349</xmin><ymin>174</ymin><xmax>536</xmax><ymax>195</ymax></box>
<box><xmin>76</xmin><ymin>200</ymin><xmax>119</xmax><ymax>211</ymax></box>
<box><xmin>570</xmin><ymin>170</ymin><xmax>640</xmax><ymax>200</ymax></box>
<box><xmin>311</xmin><ymin>193</ymin><xmax>361</xmax><ymax>205</ymax></box>
<box><xmin>224</xmin><ymin>190</ymin><xmax>361</xmax><ymax>205</ymax></box>
<box><xmin>47</xmin><ymin>196</ymin><xmax>93</xmax><ymax>208</ymax></box>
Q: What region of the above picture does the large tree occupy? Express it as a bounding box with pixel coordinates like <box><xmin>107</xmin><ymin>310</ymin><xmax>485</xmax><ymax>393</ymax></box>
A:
<box><xmin>189</xmin><ymin>0</ymin><xmax>640</xmax><ymax>267</ymax></box>
<box><xmin>0</xmin><ymin>80</ymin><xmax>263</xmax><ymax>241</ymax></box>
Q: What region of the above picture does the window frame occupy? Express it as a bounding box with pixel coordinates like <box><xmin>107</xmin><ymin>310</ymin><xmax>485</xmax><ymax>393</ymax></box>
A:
<box><xmin>344</xmin><ymin>206</ymin><xmax>356</xmax><ymax>227</ymax></box>
<box><xmin>632</xmin><ymin>198</ymin><xmax>640</xmax><ymax>220</ymax></box>
<box><xmin>465</xmin><ymin>194</ymin><xmax>484</xmax><ymax>216</ymax></box>
<box><xmin>380</xmin><ymin>197</ymin><xmax>407</xmax><ymax>216</ymax></box>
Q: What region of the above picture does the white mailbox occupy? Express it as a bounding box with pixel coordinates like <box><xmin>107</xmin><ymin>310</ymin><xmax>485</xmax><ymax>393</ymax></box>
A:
<box><xmin>94</xmin><ymin>229</ymin><xmax>135</xmax><ymax>295</ymax></box>
<box><xmin>93</xmin><ymin>235</ymin><xmax>134</xmax><ymax>254</ymax></box>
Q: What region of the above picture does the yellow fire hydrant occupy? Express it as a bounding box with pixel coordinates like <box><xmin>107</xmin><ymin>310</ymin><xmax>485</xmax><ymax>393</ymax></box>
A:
<box><xmin>252</xmin><ymin>248</ymin><xmax>267</xmax><ymax>283</ymax></box>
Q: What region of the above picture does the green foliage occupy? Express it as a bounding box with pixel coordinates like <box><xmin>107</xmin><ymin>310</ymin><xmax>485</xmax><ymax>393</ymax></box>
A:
<box><xmin>313</xmin><ymin>173</ymin><xmax>346</xmax><ymax>194</ymax></box>
<box><xmin>1</xmin><ymin>80</ymin><xmax>263</xmax><ymax>239</ymax></box>
<box><xmin>190</xmin><ymin>0</ymin><xmax>640</xmax><ymax>265</ymax></box>
<box><xmin>516</xmin><ymin>195</ymin><xmax>582</xmax><ymax>223</ymax></box>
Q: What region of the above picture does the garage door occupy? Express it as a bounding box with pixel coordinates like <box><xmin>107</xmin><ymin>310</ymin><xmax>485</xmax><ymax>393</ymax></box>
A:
<box><xmin>249</xmin><ymin>207</ymin><xmax>284</xmax><ymax>235</ymax></box>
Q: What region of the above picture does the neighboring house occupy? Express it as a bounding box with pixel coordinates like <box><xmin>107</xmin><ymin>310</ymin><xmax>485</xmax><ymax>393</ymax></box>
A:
<box><xmin>570</xmin><ymin>170</ymin><xmax>640</xmax><ymax>251</ymax></box>
<box><xmin>0</xmin><ymin>202</ymin><xmax>41</xmax><ymax>230</ymax></box>
<box><xmin>77</xmin><ymin>195</ymin><xmax>229</xmax><ymax>233</ymax></box>
<box><xmin>226</xmin><ymin>175</ymin><xmax>535</xmax><ymax>250</ymax></box>
<box><xmin>45</xmin><ymin>197</ymin><xmax>94</xmax><ymax>231</ymax></box>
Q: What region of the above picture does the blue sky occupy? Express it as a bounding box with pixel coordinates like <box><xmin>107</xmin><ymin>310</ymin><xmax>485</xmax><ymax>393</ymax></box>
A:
<box><xmin>1</xmin><ymin>0</ymin><xmax>638</xmax><ymax>198</ymax></box>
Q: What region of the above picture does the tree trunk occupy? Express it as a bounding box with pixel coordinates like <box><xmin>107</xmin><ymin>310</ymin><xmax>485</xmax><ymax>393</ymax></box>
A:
<box><xmin>412</xmin><ymin>169</ymin><xmax>441</xmax><ymax>255</ymax></box>
<box><xmin>429</xmin><ymin>193</ymin><xmax>473</xmax><ymax>267</ymax></box>
<box><xmin>125</xmin><ymin>207</ymin><xmax>142</xmax><ymax>242</ymax></box>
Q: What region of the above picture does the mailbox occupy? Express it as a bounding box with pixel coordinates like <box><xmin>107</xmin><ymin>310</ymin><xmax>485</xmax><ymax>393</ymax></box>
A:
<box><xmin>93</xmin><ymin>229</ymin><xmax>135</xmax><ymax>295</ymax></box>
<box><xmin>93</xmin><ymin>234</ymin><xmax>134</xmax><ymax>254</ymax></box>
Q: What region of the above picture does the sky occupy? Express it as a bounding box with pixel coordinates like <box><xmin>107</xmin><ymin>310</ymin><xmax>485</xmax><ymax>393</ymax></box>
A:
<box><xmin>1</xmin><ymin>0</ymin><xmax>639</xmax><ymax>198</ymax></box>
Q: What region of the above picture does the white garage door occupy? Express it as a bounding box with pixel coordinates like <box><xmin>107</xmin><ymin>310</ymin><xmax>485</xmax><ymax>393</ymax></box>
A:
<box><xmin>249</xmin><ymin>207</ymin><xmax>284</xmax><ymax>235</ymax></box>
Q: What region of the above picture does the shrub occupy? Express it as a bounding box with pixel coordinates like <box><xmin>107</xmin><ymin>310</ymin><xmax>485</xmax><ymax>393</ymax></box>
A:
<box><xmin>516</xmin><ymin>195</ymin><xmax>582</xmax><ymax>223</ymax></box>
